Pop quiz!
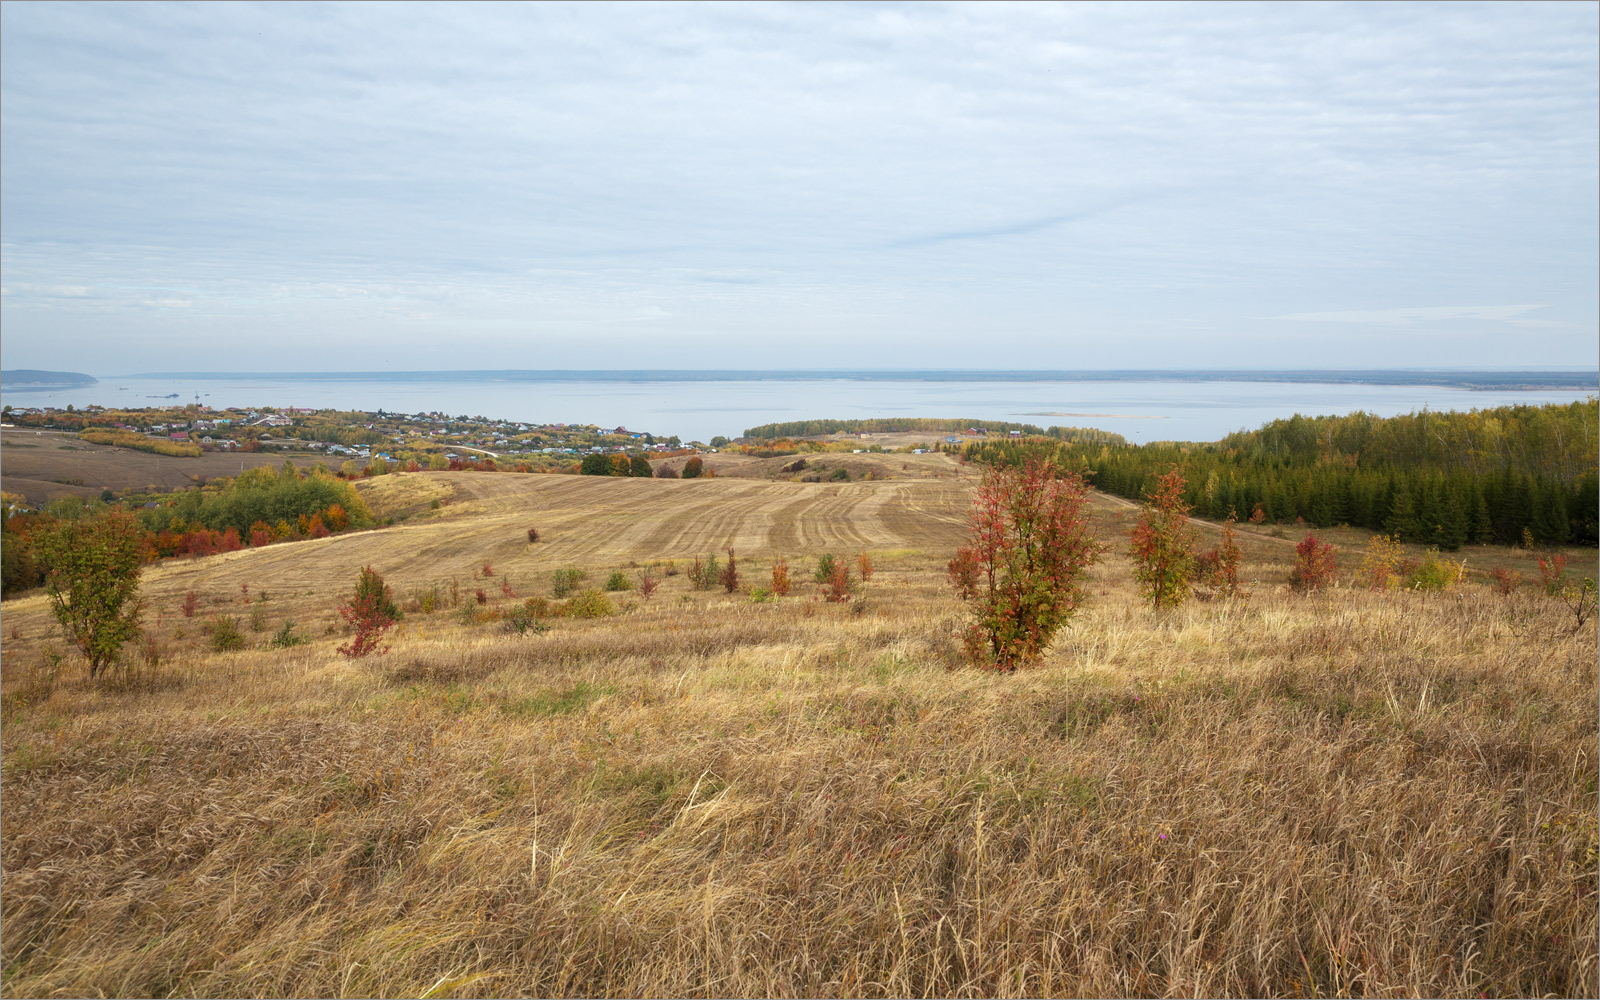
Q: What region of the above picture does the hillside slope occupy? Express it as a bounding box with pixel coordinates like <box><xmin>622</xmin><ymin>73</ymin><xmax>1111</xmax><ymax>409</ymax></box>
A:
<box><xmin>1</xmin><ymin>472</ymin><xmax>1595</xmax><ymax>998</ymax></box>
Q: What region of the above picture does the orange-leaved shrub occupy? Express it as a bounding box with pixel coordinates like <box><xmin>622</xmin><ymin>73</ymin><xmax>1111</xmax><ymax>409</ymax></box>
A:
<box><xmin>956</xmin><ymin>459</ymin><xmax>1098</xmax><ymax>670</ymax></box>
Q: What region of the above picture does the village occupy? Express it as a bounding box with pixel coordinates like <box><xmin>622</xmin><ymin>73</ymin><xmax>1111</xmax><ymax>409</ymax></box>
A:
<box><xmin>0</xmin><ymin>402</ymin><xmax>689</xmax><ymax>467</ymax></box>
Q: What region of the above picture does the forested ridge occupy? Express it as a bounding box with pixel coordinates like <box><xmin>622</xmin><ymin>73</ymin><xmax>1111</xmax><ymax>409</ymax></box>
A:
<box><xmin>965</xmin><ymin>399</ymin><xmax>1599</xmax><ymax>548</ymax></box>
<box><xmin>744</xmin><ymin>417</ymin><xmax>1126</xmax><ymax>445</ymax></box>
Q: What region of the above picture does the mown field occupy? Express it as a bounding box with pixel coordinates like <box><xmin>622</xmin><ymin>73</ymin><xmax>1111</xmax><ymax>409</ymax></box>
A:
<box><xmin>0</xmin><ymin>429</ymin><xmax>324</xmax><ymax>504</ymax></box>
<box><xmin>2</xmin><ymin>464</ymin><xmax>1596</xmax><ymax>998</ymax></box>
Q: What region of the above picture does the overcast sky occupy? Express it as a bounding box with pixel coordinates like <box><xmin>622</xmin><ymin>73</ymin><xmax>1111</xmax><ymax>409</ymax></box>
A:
<box><xmin>2</xmin><ymin>1</ymin><xmax>1596</xmax><ymax>374</ymax></box>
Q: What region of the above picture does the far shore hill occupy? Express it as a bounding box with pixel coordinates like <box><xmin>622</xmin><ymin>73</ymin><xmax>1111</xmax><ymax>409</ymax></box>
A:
<box><xmin>12</xmin><ymin>368</ymin><xmax>1600</xmax><ymax>391</ymax></box>
<box><xmin>0</xmin><ymin>370</ymin><xmax>98</xmax><ymax>388</ymax></box>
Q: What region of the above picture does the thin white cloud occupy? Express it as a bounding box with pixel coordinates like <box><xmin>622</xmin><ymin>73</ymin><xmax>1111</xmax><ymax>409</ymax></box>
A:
<box><xmin>1276</xmin><ymin>305</ymin><xmax>1546</xmax><ymax>324</ymax></box>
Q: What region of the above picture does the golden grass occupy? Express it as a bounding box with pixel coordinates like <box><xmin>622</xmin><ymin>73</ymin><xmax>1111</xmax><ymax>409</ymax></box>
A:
<box><xmin>2</xmin><ymin>469</ymin><xmax>1596</xmax><ymax>998</ymax></box>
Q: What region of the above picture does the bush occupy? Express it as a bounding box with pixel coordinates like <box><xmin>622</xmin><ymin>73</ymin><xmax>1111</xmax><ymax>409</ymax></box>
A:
<box><xmin>1488</xmin><ymin>565</ymin><xmax>1523</xmax><ymax>595</ymax></box>
<box><xmin>503</xmin><ymin>603</ymin><xmax>550</xmax><ymax>635</ymax></box>
<box><xmin>1193</xmin><ymin>515</ymin><xmax>1246</xmax><ymax>599</ymax></box>
<box><xmin>604</xmin><ymin>570</ymin><xmax>632</xmax><ymax>592</ymax></box>
<box><xmin>1358</xmin><ymin>534</ymin><xmax>1404</xmax><ymax>591</ymax></box>
<box><xmin>682</xmin><ymin>457</ymin><xmax>704</xmax><ymax>479</ymax></box>
<box><xmin>181</xmin><ymin>590</ymin><xmax>199</xmax><ymax>617</ymax></box>
<box><xmin>269</xmin><ymin>621</ymin><xmax>307</xmax><ymax>648</ymax></box>
<box><xmin>412</xmin><ymin>584</ymin><xmax>442</xmax><ymax>614</ymax></box>
<box><xmin>337</xmin><ymin>565</ymin><xmax>401</xmax><ymax>658</ymax></box>
<box><xmin>829</xmin><ymin>467</ymin><xmax>850</xmax><ymax>482</ymax></box>
<box><xmin>688</xmin><ymin>553</ymin><xmax>721</xmax><ymax>591</ymax></box>
<box><xmin>526</xmin><ymin>526</ymin><xmax>540</xmax><ymax>543</ymax></box>
<box><xmin>1538</xmin><ymin>553</ymin><xmax>1568</xmax><ymax>596</ymax></box>
<box><xmin>1291</xmin><ymin>534</ymin><xmax>1337</xmax><ymax>592</ymax></box>
<box><xmin>564</xmin><ymin>589</ymin><xmax>616</xmax><ymax>618</ymax></box>
<box><xmin>551</xmin><ymin>567</ymin><xmax>585</xmax><ymax>598</ymax></box>
<box><xmin>749</xmin><ymin>586</ymin><xmax>775</xmax><ymax>603</ymax></box>
<box><xmin>771</xmin><ymin>558</ymin><xmax>792</xmax><ymax>596</ymax></box>
<box><xmin>523</xmin><ymin>596</ymin><xmax>552</xmax><ymax>618</ymax></box>
<box><xmin>638</xmin><ymin>572</ymin><xmax>659</xmax><ymax>599</ymax></box>
<box><xmin>720</xmin><ymin>548</ymin><xmax>739</xmax><ymax>593</ymax></box>
<box><xmin>655</xmin><ymin>465</ymin><xmax>679</xmax><ymax>479</ymax></box>
<box><xmin>1405</xmin><ymin>548</ymin><xmax>1464</xmax><ymax>592</ymax></box>
<box><xmin>1129</xmin><ymin>468</ymin><xmax>1198</xmax><ymax>610</ymax></box>
<box><xmin>813</xmin><ymin>553</ymin><xmax>838</xmax><ymax>585</ymax></box>
<box><xmin>208</xmin><ymin>615</ymin><xmax>248</xmax><ymax>652</ymax></box>
<box><xmin>822</xmin><ymin>561</ymin><xmax>853</xmax><ymax>603</ymax></box>
<box><xmin>957</xmin><ymin>461</ymin><xmax>1098</xmax><ymax>670</ymax></box>
<box><xmin>34</xmin><ymin>509</ymin><xmax>146</xmax><ymax>681</ymax></box>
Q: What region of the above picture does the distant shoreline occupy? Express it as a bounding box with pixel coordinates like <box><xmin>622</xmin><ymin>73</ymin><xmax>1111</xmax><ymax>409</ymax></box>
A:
<box><xmin>104</xmin><ymin>369</ymin><xmax>1600</xmax><ymax>391</ymax></box>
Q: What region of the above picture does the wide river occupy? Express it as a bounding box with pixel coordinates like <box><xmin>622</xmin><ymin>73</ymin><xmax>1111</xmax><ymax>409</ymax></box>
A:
<box><xmin>3</xmin><ymin>376</ymin><xmax>1593</xmax><ymax>444</ymax></box>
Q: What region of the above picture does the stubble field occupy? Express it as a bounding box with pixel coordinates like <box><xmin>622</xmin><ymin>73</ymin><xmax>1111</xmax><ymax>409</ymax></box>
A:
<box><xmin>1</xmin><ymin>464</ymin><xmax>1595</xmax><ymax>997</ymax></box>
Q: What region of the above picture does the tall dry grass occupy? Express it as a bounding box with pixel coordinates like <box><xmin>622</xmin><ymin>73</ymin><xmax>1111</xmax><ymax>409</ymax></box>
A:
<box><xmin>2</xmin><ymin>493</ymin><xmax>1596</xmax><ymax>998</ymax></box>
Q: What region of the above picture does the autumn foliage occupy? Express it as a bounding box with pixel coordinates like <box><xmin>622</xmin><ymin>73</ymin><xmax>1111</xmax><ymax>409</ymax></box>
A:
<box><xmin>336</xmin><ymin>566</ymin><xmax>401</xmax><ymax>658</ymax></box>
<box><xmin>946</xmin><ymin>546</ymin><xmax>979</xmax><ymax>600</ymax></box>
<box><xmin>1130</xmin><ymin>468</ymin><xmax>1199</xmax><ymax>610</ymax></box>
<box><xmin>956</xmin><ymin>460</ymin><xmax>1098</xmax><ymax>670</ymax></box>
<box><xmin>1291</xmin><ymin>533</ymin><xmax>1338</xmax><ymax>592</ymax></box>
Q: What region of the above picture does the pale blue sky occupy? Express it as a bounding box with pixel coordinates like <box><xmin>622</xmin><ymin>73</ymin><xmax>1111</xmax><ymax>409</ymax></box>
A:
<box><xmin>2</xmin><ymin>1</ymin><xmax>1595</xmax><ymax>373</ymax></box>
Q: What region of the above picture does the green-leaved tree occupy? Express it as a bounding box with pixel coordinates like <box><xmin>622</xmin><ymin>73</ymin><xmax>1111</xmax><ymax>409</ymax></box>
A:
<box><xmin>36</xmin><ymin>509</ymin><xmax>146</xmax><ymax>680</ymax></box>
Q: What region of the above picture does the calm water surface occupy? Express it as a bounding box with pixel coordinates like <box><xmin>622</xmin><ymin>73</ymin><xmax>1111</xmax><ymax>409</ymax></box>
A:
<box><xmin>4</xmin><ymin>377</ymin><xmax>1593</xmax><ymax>444</ymax></box>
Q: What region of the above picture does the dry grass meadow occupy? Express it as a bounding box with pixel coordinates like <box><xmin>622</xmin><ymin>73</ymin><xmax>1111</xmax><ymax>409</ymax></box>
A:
<box><xmin>2</xmin><ymin>464</ymin><xmax>1596</xmax><ymax>997</ymax></box>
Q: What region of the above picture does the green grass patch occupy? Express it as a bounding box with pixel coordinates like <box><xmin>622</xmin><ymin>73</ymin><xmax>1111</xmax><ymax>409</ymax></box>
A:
<box><xmin>501</xmin><ymin>682</ymin><xmax>614</xmax><ymax>719</ymax></box>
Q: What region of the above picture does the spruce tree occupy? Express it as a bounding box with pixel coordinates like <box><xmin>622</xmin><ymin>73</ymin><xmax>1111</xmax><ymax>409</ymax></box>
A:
<box><xmin>1469</xmin><ymin>483</ymin><xmax>1494</xmax><ymax>545</ymax></box>
<box><xmin>1531</xmin><ymin>481</ymin><xmax>1569</xmax><ymax>546</ymax></box>
<box><xmin>1385</xmin><ymin>488</ymin><xmax>1419</xmax><ymax>542</ymax></box>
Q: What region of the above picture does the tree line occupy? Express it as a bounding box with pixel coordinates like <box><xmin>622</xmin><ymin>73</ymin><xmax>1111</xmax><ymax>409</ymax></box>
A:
<box><xmin>743</xmin><ymin>417</ymin><xmax>1127</xmax><ymax>446</ymax></box>
<box><xmin>964</xmin><ymin>399</ymin><xmax>1599</xmax><ymax>549</ymax></box>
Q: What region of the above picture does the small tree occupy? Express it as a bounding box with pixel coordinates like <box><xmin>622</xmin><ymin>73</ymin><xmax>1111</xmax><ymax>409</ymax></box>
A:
<box><xmin>958</xmin><ymin>460</ymin><xmax>1098</xmax><ymax>670</ymax></box>
<box><xmin>857</xmin><ymin>551</ymin><xmax>874</xmax><ymax>581</ymax></box>
<box><xmin>720</xmin><ymin>548</ymin><xmax>739</xmax><ymax>593</ymax></box>
<box><xmin>337</xmin><ymin>565</ymin><xmax>401</xmax><ymax>658</ymax></box>
<box><xmin>947</xmin><ymin>546</ymin><xmax>979</xmax><ymax>600</ymax></box>
<box><xmin>36</xmin><ymin>509</ymin><xmax>146</xmax><ymax>681</ymax></box>
<box><xmin>682</xmin><ymin>457</ymin><xmax>704</xmax><ymax>479</ymax></box>
<box><xmin>813</xmin><ymin>552</ymin><xmax>838</xmax><ymax>584</ymax></box>
<box><xmin>1358</xmin><ymin>534</ymin><xmax>1404</xmax><ymax>591</ymax></box>
<box><xmin>1538</xmin><ymin>553</ymin><xmax>1568</xmax><ymax>596</ymax></box>
<box><xmin>822</xmin><ymin>560</ymin><xmax>853</xmax><ymax>603</ymax></box>
<box><xmin>1291</xmin><ymin>534</ymin><xmax>1337</xmax><ymax>592</ymax></box>
<box><xmin>551</xmin><ymin>567</ymin><xmax>584</xmax><ymax>598</ymax></box>
<box><xmin>771</xmin><ymin>558</ymin><xmax>792</xmax><ymax>596</ymax></box>
<box><xmin>1129</xmin><ymin>468</ymin><xmax>1199</xmax><ymax>610</ymax></box>
<box><xmin>1194</xmin><ymin>513</ymin><xmax>1246</xmax><ymax>599</ymax></box>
